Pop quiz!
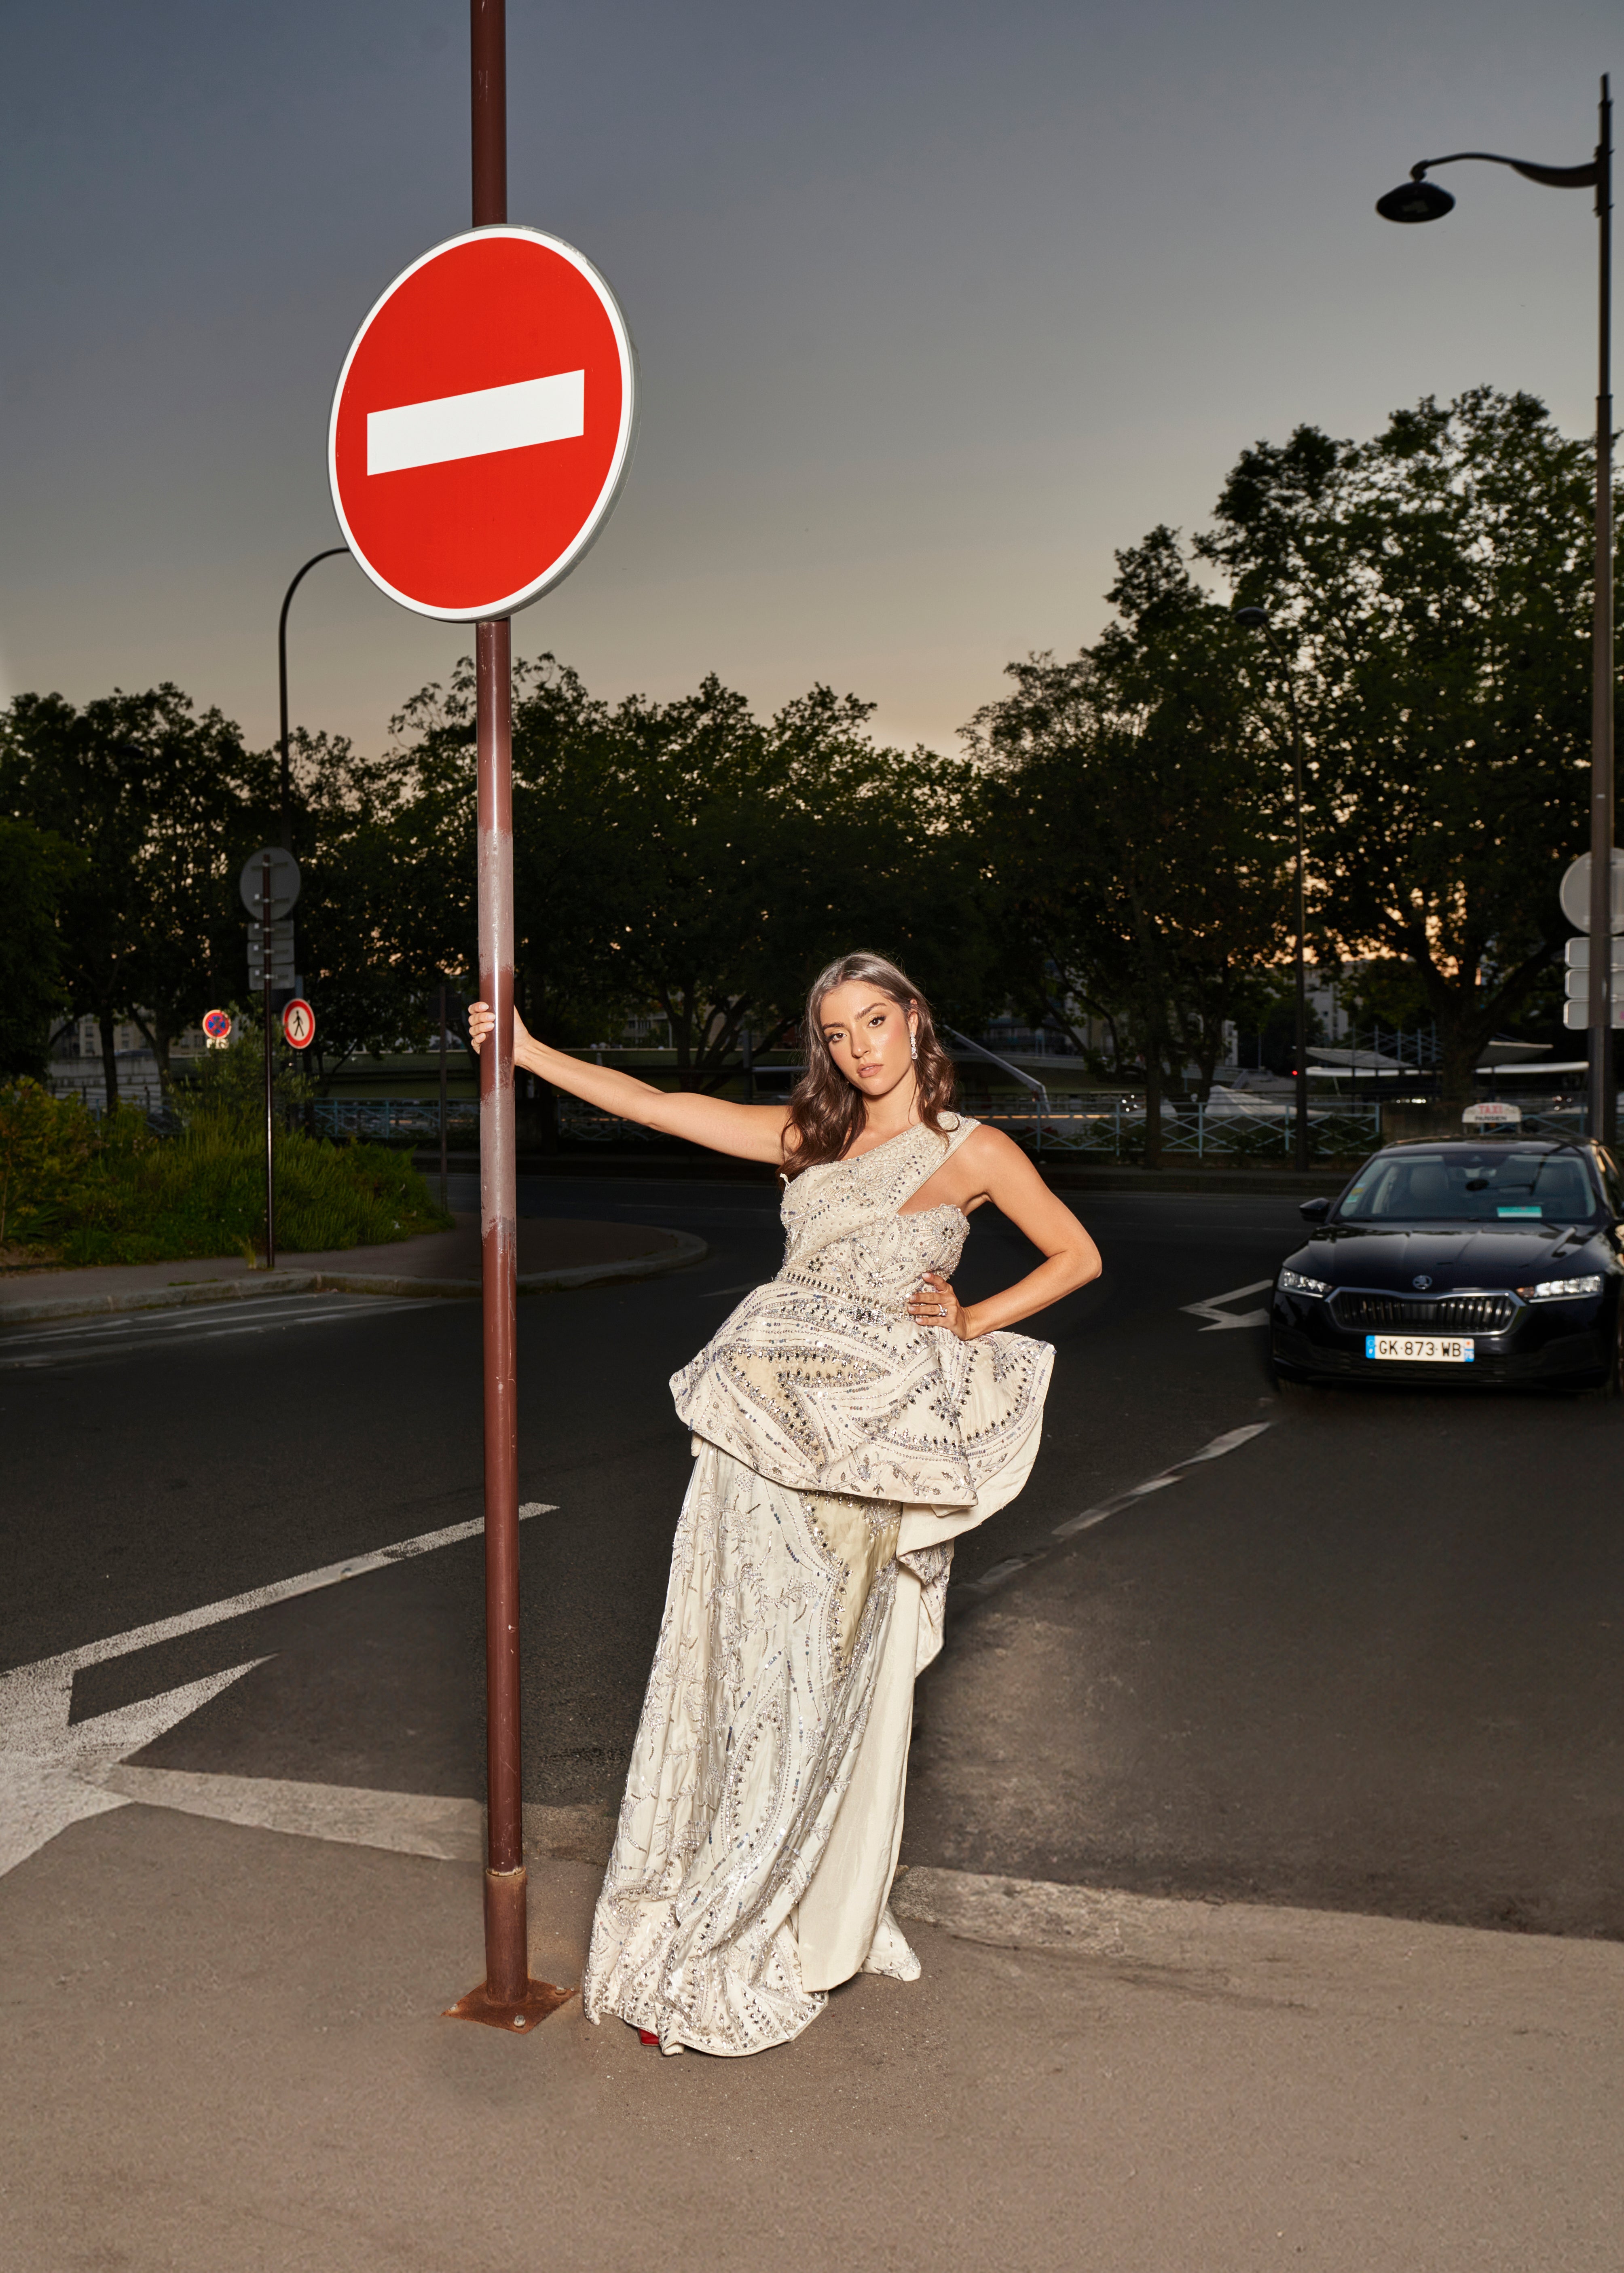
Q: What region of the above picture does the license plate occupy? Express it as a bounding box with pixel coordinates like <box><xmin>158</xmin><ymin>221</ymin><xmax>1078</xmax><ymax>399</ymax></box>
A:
<box><xmin>1365</xmin><ymin>1334</ymin><xmax>1475</xmax><ymax>1364</ymax></box>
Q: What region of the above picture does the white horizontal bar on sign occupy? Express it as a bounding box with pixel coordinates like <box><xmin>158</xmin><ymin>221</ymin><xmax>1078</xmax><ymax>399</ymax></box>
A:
<box><xmin>366</xmin><ymin>370</ymin><xmax>586</xmax><ymax>476</ymax></box>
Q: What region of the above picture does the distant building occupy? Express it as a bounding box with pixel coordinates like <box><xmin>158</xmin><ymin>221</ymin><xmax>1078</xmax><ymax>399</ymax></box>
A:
<box><xmin>46</xmin><ymin>1014</ymin><xmax>208</xmax><ymax>1114</ymax></box>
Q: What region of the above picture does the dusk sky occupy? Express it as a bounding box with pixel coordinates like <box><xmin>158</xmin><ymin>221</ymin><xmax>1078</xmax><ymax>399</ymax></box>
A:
<box><xmin>1</xmin><ymin>0</ymin><xmax>1616</xmax><ymax>761</ymax></box>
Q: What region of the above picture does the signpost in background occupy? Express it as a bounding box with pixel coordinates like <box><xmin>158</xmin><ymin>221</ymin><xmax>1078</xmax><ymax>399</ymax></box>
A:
<box><xmin>241</xmin><ymin>848</ymin><xmax>300</xmax><ymax>1271</ymax></box>
<box><xmin>1560</xmin><ymin>852</ymin><xmax>1624</xmax><ymax>1035</ymax></box>
<box><xmin>328</xmin><ymin>0</ymin><xmax>637</xmax><ymax>2032</ymax></box>
<box><xmin>439</xmin><ymin>981</ymin><xmax>451</xmax><ymax>1214</ymax></box>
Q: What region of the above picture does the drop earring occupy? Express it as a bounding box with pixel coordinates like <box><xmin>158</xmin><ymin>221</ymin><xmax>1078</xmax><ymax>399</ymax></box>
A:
<box><xmin>910</xmin><ymin>1028</ymin><xmax>918</xmax><ymax>1061</ymax></box>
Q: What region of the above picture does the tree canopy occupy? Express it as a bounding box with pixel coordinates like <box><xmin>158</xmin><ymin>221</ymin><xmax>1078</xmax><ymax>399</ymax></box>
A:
<box><xmin>378</xmin><ymin>657</ymin><xmax>988</xmax><ymax>1091</ymax></box>
<box><xmin>968</xmin><ymin>526</ymin><xmax>1293</xmax><ymax>1131</ymax></box>
<box><xmin>1198</xmin><ymin>385</ymin><xmax>1611</xmax><ymax>1092</ymax></box>
<box><xmin>2</xmin><ymin>385</ymin><xmax>1609</xmax><ymax>1124</ymax></box>
<box><xmin>0</xmin><ymin>686</ymin><xmax>269</xmax><ymax>1105</ymax></box>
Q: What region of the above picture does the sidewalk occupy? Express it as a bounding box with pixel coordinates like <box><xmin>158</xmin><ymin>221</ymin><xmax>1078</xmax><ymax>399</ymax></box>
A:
<box><xmin>2</xmin><ymin>1795</ymin><xmax>1618</xmax><ymax>2272</ymax></box>
<box><xmin>0</xmin><ymin>1212</ymin><xmax>707</xmax><ymax>1326</ymax></box>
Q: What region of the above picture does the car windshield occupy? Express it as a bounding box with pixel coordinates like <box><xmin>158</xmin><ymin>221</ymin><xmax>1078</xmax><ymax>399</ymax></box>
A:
<box><xmin>1337</xmin><ymin>1148</ymin><xmax>1600</xmax><ymax>1224</ymax></box>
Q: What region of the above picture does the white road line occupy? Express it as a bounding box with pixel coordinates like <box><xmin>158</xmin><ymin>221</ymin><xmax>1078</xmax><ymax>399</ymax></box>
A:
<box><xmin>367</xmin><ymin>369</ymin><xmax>585</xmax><ymax>474</ymax></box>
<box><xmin>0</xmin><ymin>1503</ymin><xmax>554</xmax><ymax>1879</ymax></box>
<box><xmin>3</xmin><ymin>1300</ymin><xmax>325</xmax><ymax>1347</ymax></box>
<box><xmin>1180</xmin><ymin>1278</ymin><xmax>1273</xmax><ymax>1332</ymax></box>
<box><xmin>967</xmin><ymin>1423</ymin><xmax>1274</xmax><ymax>1596</ymax></box>
<box><xmin>1050</xmin><ymin>1422</ymin><xmax>1273</xmax><ymax>1540</ymax></box>
<box><xmin>0</xmin><ymin>1296</ymin><xmax>441</xmax><ymax>1367</ymax></box>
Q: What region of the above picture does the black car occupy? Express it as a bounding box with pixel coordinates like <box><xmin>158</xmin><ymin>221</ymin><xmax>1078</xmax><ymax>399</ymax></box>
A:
<box><xmin>1271</xmin><ymin>1138</ymin><xmax>1624</xmax><ymax>1393</ymax></box>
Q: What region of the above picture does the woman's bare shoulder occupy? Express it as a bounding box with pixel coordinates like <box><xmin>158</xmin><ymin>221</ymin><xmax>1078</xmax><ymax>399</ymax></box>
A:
<box><xmin>956</xmin><ymin>1121</ymin><xmax>1031</xmax><ymax>1176</ymax></box>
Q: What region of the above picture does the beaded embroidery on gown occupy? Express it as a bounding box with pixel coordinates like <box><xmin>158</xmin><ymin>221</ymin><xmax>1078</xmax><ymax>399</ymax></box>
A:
<box><xmin>580</xmin><ymin>1116</ymin><xmax>1054</xmax><ymax>2056</ymax></box>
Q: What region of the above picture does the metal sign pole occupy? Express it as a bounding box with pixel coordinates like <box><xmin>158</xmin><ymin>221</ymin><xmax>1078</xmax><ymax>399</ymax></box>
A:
<box><xmin>1587</xmin><ymin>76</ymin><xmax>1616</xmax><ymax>1148</ymax></box>
<box><xmin>439</xmin><ymin>980</ymin><xmax>450</xmax><ymax>1215</ymax></box>
<box><xmin>262</xmin><ymin>852</ymin><xmax>277</xmax><ymax>1271</ymax></box>
<box><xmin>446</xmin><ymin>0</ymin><xmax>566</xmax><ymax>2035</ymax></box>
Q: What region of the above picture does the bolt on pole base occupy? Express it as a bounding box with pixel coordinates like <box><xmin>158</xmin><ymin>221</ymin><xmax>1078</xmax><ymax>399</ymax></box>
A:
<box><xmin>444</xmin><ymin>1978</ymin><xmax>575</xmax><ymax>2034</ymax></box>
<box><xmin>444</xmin><ymin>1865</ymin><xmax>574</xmax><ymax>2034</ymax></box>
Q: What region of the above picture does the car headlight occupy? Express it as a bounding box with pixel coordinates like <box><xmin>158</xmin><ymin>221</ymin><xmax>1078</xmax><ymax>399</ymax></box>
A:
<box><xmin>1518</xmin><ymin>1275</ymin><xmax>1604</xmax><ymax>1302</ymax></box>
<box><xmin>1279</xmin><ymin>1268</ymin><xmax>1331</xmax><ymax>1297</ymax></box>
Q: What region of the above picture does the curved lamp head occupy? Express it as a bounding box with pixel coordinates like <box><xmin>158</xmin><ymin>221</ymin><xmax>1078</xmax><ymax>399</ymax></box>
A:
<box><xmin>1376</xmin><ymin>174</ymin><xmax>1456</xmax><ymax>223</ymax></box>
<box><xmin>1233</xmin><ymin>607</ymin><xmax>1270</xmax><ymax>627</ymax></box>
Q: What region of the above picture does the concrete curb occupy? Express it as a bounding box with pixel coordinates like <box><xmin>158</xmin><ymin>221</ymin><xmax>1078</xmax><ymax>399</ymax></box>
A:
<box><xmin>0</xmin><ymin>1229</ymin><xmax>708</xmax><ymax>1329</ymax></box>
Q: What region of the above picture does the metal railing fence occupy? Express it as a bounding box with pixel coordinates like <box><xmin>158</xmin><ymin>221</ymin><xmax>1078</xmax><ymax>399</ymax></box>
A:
<box><xmin>973</xmin><ymin>1098</ymin><xmax>1383</xmax><ymax>1161</ymax></box>
<box><xmin>307</xmin><ymin>1092</ymin><xmax>1387</xmax><ymax>1161</ymax></box>
<box><xmin>312</xmin><ymin>1097</ymin><xmax>480</xmax><ymax>1144</ymax></box>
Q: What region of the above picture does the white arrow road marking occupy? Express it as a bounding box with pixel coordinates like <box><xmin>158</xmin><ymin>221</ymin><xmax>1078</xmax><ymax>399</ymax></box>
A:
<box><xmin>0</xmin><ymin>1656</ymin><xmax>274</xmax><ymax>1880</ymax></box>
<box><xmin>0</xmin><ymin>1503</ymin><xmax>554</xmax><ymax>1879</ymax></box>
<box><xmin>82</xmin><ymin>1768</ymin><xmax>616</xmax><ymax>1871</ymax></box>
<box><xmin>1181</xmin><ymin>1278</ymin><xmax>1273</xmax><ymax>1332</ymax></box>
<box><xmin>367</xmin><ymin>370</ymin><xmax>585</xmax><ymax>475</ymax></box>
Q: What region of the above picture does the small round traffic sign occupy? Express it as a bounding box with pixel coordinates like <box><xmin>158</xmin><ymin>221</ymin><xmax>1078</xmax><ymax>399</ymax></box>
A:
<box><xmin>240</xmin><ymin>847</ymin><xmax>301</xmax><ymax>918</ymax></box>
<box><xmin>328</xmin><ymin>228</ymin><xmax>638</xmax><ymax>622</ymax></box>
<box><xmin>281</xmin><ymin>999</ymin><xmax>316</xmax><ymax>1051</ymax></box>
<box><xmin>1558</xmin><ymin>850</ymin><xmax>1624</xmax><ymax>934</ymax></box>
<box><xmin>202</xmin><ymin>1009</ymin><xmax>233</xmax><ymax>1042</ymax></box>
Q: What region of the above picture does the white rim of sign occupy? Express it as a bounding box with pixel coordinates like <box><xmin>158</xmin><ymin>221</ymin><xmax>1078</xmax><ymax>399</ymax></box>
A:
<box><xmin>327</xmin><ymin>225</ymin><xmax>640</xmax><ymax>623</ymax></box>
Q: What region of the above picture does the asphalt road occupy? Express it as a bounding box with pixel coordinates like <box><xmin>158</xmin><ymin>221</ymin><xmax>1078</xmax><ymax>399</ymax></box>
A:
<box><xmin>4</xmin><ymin>1171</ymin><xmax>1621</xmax><ymax>1936</ymax></box>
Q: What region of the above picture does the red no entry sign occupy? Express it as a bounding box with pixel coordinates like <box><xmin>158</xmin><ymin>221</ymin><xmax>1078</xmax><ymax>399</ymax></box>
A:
<box><xmin>281</xmin><ymin>998</ymin><xmax>316</xmax><ymax>1050</ymax></box>
<box><xmin>328</xmin><ymin>227</ymin><xmax>637</xmax><ymax>620</ymax></box>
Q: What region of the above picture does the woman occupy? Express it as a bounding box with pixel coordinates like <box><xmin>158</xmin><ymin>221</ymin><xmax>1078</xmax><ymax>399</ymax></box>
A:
<box><xmin>468</xmin><ymin>951</ymin><xmax>1100</xmax><ymax>2056</ymax></box>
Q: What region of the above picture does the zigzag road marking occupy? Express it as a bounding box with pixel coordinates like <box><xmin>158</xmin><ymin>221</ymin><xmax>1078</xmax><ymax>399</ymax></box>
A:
<box><xmin>1180</xmin><ymin>1279</ymin><xmax>1274</xmax><ymax>1332</ymax></box>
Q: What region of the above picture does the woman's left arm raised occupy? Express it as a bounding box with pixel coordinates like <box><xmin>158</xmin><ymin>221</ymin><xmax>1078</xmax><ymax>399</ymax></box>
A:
<box><xmin>907</xmin><ymin>1125</ymin><xmax>1102</xmax><ymax>1340</ymax></box>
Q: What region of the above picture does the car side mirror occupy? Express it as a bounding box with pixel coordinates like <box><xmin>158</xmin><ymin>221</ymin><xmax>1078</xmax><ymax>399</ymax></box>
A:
<box><xmin>1298</xmin><ymin>1197</ymin><xmax>1331</xmax><ymax>1223</ymax></box>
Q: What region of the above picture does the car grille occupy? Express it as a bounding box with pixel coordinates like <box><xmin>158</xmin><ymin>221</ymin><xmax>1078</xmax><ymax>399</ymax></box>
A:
<box><xmin>1330</xmin><ymin>1291</ymin><xmax>1518</xmax><ymax>1334</ymax></box>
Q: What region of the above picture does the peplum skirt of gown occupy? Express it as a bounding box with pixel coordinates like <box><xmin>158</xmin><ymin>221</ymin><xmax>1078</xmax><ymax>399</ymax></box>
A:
<box><xmin>580</xmin><ymin>1118</ymin><xmax>1055</xmax><ymax>2056</ymax></box>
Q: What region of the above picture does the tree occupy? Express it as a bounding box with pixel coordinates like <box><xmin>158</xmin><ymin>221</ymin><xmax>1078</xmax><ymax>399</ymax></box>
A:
<box><xmin>379</xmin><ymin>657</ymin><xmax>989</xmax><ymax>1102</ymax></box>
<box><xmin>1198</xmin><ymin>386</ymin><xmax>1616</xmax><ymax>1097</ymax></box>
<box><xmin>0</xmin><ymin>687</ymin><xmax>269</xmax><ymax>1105</ymax></box>
<box><xmin>0</xmin><ymin>820</ymin><xmax>82</xmax><ymax>1079</ymax></box>
<box><xmin>969</xmin><ymin>528</ymin><xmax>1292</xmax><ymax>1153</ymax></box>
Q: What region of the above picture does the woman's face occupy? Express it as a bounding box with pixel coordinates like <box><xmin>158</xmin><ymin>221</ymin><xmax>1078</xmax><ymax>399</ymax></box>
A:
<box><xmin>817</xmin><ymin>982</ymin><xmax>918</xmax><ymax>1102</ymax></box>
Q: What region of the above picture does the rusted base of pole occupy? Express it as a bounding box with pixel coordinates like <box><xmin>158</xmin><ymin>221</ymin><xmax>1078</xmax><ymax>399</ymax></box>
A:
<box><xmin>444</xmin><ymin>1866</ymin><xmax>573</xmax><ymax>2035</ymax></box>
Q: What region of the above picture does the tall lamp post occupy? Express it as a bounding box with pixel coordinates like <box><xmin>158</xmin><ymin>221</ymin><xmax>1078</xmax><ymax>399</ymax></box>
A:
<box><xmin>1236</xmin><ymin>608</ymin><xmax>1313</xmax><ymax>1171</ymax></box>
<box><xmin>277</xmin><ymin>546</ymin><xmax>349</xmax><ymax>852</ymax></box>
<box><xmin>1374</xmin><ymin>76</ymin><xmax>1615</xmax><ymax>1150</ymax></box>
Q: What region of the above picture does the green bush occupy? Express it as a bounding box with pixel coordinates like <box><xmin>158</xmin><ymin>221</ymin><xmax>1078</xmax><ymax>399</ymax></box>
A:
<box><xmin>0</xmin><ymin>1080</ymin><xmax>103</xmax><ymax>1251</ymax></box>
<box><xmin>0</xmin><ymin>1078</ymin><xmax>451</xmax><ymax>1267</ymax></box>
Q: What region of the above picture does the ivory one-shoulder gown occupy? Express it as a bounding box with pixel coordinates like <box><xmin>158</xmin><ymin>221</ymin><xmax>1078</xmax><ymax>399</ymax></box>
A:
<box><xmin>581</xmin><ymin>1115</ymin><xmax>1054</xmax><ymax>2055</ymax></box>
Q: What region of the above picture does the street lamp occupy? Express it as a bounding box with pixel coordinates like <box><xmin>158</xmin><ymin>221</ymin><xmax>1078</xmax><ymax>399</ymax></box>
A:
<box><xmin>1236</xmin><ymin>608</ymin><xmax>1312</xmax><ymax>1171</ymax></box>
<box><xmin>277</xmin><ymin>547</ymin><xmax>350</xmax><ymax>852</ymax></box>
<box><xmin>1374</xmin><ymin>76</ymin><xmax>1615</xmax><ymax>1149</ymax></box>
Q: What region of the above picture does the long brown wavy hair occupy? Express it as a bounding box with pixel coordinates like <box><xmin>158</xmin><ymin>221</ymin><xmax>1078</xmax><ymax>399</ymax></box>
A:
<box><xmin>783</xmin><ymin>951</ymin><xmax>958</xmax><ymax>1174</ymax></box>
